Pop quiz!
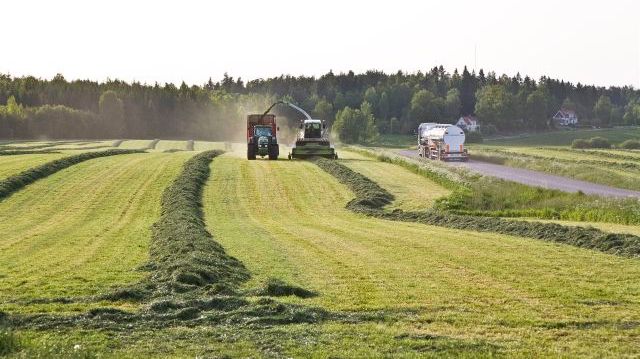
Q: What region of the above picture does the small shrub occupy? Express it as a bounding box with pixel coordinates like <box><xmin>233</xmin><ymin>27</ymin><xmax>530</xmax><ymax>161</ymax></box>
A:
<box><xmin>588</xmin><ymin>137</ymin><xmax>611</xmax><ymax>148</ymax></box>
<box><xmin>619</xmin><ymin>139</ymin><xmax>640</xmax><ymax>149</ymax></box>
<box><xmin>147</xmin><ymin>150</ymin><xmax>250</xmax><ymax>295</ymax></box>
<box><xmin>571</xmin><ymin>139</ymin><xmax>591</xmax><ymax>148</ymax></box>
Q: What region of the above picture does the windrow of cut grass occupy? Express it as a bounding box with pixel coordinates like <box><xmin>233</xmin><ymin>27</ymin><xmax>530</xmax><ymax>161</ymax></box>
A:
<box><xmin>7</xmin><ymin>150</ymin><xmax>328</xmax><ymax>331</ymax></box>
<box><xmin>313</xmin><ymin>157</ymin><xmax>640</xmax><ymax>258</ymax></box>
<box><xmin>0</xmin><ymin>149</ymin><xmax>143</xmax><ymax>201</ymax></box>
<box><xmin>339</xmin><ymin>150</ymin><xmax>451</xmax><ymax>211</ymax></box>
<box><xmin>0</xmin><ymin>149</ymin><xmax>59</xmax><ymax>156</ymax></box>
<box><xmin>202</xmin><ymin>153</ymin><xmax>640</xmax><ymax>357</ymax></box>
<box><xmin>0</xmin><ymin>151</ymin><xmax>195</xmax><ymax>315</ymax></box>
<box><xmin>146</xmin><ymin>150</ymin><xmax>249</xmax><ymax>296</ymax></box>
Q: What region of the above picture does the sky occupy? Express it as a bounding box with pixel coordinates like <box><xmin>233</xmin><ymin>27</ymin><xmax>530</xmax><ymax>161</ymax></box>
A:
<box><xmin>2</xmin><ymin>0</ymin><xmax>639</xmax><ymax>88</ymax></box>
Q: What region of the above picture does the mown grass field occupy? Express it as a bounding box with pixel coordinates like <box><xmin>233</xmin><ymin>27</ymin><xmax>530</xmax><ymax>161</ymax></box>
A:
<box><xmin>203</xmin><ymin>150</ymin><xmax>640</xmax><ymax>357</ymax></box>
<box><xmin>0</xmin><ymin>151</ymin><xmax>192</xmax><ymax>314</ymax></box>
<box><xmin>1</xmin><ymin>140</ymin><xmax>640</xmax><ymax>357</ymax></box>
<box><xmin>484</xmin><ymin>126</ymin><xmax>640</xmax><ymax>146</ymax></box>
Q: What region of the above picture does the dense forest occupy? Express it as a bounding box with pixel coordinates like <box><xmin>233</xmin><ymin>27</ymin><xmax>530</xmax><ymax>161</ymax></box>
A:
<box><xmin>1</xmin><ymin>67</ymin><xmax>639</xmax><ymax>143</ymax></box>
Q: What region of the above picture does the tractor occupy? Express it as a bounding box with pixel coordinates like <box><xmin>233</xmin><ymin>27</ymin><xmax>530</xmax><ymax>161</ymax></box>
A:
<box><xmin>246</xmin><ymin>114</ymin><xmax>279</xmax><ymax>160</ymax></box>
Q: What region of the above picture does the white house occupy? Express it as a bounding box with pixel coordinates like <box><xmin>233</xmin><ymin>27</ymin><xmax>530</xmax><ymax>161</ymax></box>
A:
<box><xmin>456</xmin><ymin>116</ymin><xmax>480</xmax><ymax>132</ymax></box>
<box><xmin>552</xmin><ymin>109</ymin><xmax>578</xmax><ymax>127</ymax></box>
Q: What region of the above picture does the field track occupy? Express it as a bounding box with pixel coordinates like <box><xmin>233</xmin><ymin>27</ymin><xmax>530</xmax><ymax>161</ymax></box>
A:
<box><xmin>204</xmin><ymin>151</ymin><xmax>640</xmax><ymax>355</ymax></box>
<box><xmin>0</xmin><ymin>152</ymin><xmax>191</xmax><ymax>313</ymax></box>
<box><xmin>398</xmin><ymin>150</ymin><xmax>640</xmax><ymax>198</ymax></box>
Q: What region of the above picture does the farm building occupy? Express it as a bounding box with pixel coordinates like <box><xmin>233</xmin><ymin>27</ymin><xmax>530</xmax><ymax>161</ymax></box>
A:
<box><xmin>456</xmin><ymin>116</ymin><xmax>480</xmax><ymax>132</ymax></box>
<box><xmin>552</xmin><ymin>109</ymin><xmax>578</xmax><ymax>127</ymax></box>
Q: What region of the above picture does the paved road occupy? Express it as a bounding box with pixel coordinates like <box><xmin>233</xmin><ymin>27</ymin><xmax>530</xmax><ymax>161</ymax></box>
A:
<box><xmin>398</xmin><ymin>150</ymin><xmax>640</xmax><ymax>199</ymax></box>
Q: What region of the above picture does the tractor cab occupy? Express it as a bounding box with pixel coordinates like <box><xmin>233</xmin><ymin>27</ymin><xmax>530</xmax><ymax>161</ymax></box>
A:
<box><xmin>254</xmin><ymin>125</ymin><xmax>273</xmax><ymax>137</ymax></box>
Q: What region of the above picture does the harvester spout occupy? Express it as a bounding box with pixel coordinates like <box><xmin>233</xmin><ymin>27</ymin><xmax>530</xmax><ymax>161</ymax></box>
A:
<box><xmin>261</xmin><ymin>100</ymin><xmax>312</xmax><ymax>121</ymax></box>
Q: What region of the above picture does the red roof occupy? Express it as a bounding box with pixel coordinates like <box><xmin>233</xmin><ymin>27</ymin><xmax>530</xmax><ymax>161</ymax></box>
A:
<box><xmin>459</xmin><ymin>116</ymin><xmax>477</xmax><ymax>125</ymax></box>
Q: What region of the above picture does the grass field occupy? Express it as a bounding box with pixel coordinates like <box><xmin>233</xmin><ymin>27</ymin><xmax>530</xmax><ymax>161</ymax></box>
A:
<box><xmin>0</xmin><ymin>153</ymin><xmax>69</xmax><ymax>180</ymax></box>
<box><xmin>117</xmin><ymin>140</ymin><xmax>155</xmax><ymax>150</ymax></box>
<box><xmin>202</xmin><ymin>150</ymin><xmax>640</xmax><ymax>357</ymax></box>
<box><xmin>485</xmin><ymin>126</ymin><xmax>640</xmax><ymax>146</ymax></box>
<box><xmin>0</xmin><ymin>152</ymin><xmax>191</xmax><ymax>314</ymax></box>
<box><xmin>339</xmin><ymin>150</ymin><xmax>450</xmax><ymax>211</ymax></box>
<box><xmin>470</xmin><ymin>147</ymin><xmax>640</xmax><ymax>191</ymax></box>
<box><xmin>154</xmin><ymin>140</ymin><xmax>188</xmax><ymax>151</ymax></box>
<box><xmin>2</xmin><ymin>140</ymin><xmax>640</xmax><ymax>357</ymax></box>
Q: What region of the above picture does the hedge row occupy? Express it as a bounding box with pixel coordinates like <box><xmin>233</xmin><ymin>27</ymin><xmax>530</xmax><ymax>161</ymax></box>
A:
<box><xmin>313</xmin><ymin>158</ymin><xmax>640</xmax><ymax>258</ymax></box>
<box><xmin>0</xmin><ymin>149</ymin><xmax>144</xmax><ymax>201</ymax></box>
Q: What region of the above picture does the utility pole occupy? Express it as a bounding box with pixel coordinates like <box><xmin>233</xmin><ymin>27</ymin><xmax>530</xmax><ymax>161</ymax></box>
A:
<box><xmin>474</xmin><ymin>44</ymin><xmax>477</xmax><ymax>72</ymax></box>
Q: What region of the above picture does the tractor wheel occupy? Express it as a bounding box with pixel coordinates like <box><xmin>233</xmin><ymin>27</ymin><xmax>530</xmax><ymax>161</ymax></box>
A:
<box><xmin>268</xmin><ymin>146</ymin><xmax>278</xmax><ymax>160</ymax></box>
<box><xmin>247</xmin><ymin>145</ymin><xmax>256</xmax><ymax>160</ymax></box>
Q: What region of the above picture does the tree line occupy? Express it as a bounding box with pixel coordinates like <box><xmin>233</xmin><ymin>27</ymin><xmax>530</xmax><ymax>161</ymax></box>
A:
<box><xmin>1</xmin><ymin>68</ymin><xmax>639</xmax><ymax>143</ymax></box>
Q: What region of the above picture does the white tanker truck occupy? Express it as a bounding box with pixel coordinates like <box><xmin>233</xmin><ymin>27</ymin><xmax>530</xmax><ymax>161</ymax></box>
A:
<box><xmin>417</xmin><ymin>123</ymin><xmax>469</xmax><ymax>161</ymax></box>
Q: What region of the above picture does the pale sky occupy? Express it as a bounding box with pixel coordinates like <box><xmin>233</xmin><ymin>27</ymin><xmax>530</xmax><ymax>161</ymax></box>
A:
<box><xmin>2</xmin><ymin>0</ymin><xmax>639</xmax><ymax>88</ymax></box>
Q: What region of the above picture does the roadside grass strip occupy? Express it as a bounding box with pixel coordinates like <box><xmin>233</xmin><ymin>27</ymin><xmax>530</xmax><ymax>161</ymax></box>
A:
<box><xmin>0</xmin><ymin>149</ymin><xmax>143</xmax><ymax>201</ymax></box>
<box><xmin>314</xmin><ymin>157</ymin><xmax>640</xmax><ymax>258</ymax></box>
